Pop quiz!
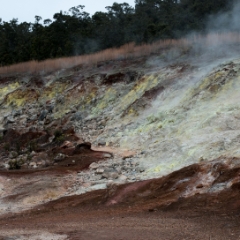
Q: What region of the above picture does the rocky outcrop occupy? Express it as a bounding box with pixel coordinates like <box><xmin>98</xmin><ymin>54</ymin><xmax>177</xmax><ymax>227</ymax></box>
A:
<box><xmin>1</xmin><ymin>51</ymin><xmax>240</xmax><ymax>216</ymax></box>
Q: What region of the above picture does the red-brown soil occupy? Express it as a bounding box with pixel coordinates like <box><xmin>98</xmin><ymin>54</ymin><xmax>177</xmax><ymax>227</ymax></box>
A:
<box><xmin>0</xmin><ymin>160</ymin><xmax>240</xmax><ymax>239</ymax></box>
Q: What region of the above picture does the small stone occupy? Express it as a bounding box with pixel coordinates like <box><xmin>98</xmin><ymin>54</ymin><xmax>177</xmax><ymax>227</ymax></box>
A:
<box><xmin>122</xmin><ymin>154</ymin><xmax>134</xmax><ymax>160</ymax></box>
<box><xmin>54</xmin><ymin>153</ymin><xmax>66</xmax><ymax>162</ymax></box>
<box><xmin>106</xmin><ymin>180</ymin><xmax>114</xmax><ymax>187</ymax></box>
<box><xmin>116</xmin><ymin>166</ymin><xmax>122</xmax><ymax>173</ymax></box>
<box><xmin>89</xmin><ymin>162</ymin><xmax>99</xmax><ymax>169</ymax></box>
<box><xmin>29</xmin><ymin>162</ymin><xmax>37</xmax><ymax>168</ymax></box>
<box><xmin>30</xmin><ymin>151</ymin><xmax>37</xmax><ymax>157</ymax></box>
<box><xmin>6</xmin><ymin>116</ymin><xmax>15</xmax><ymax>124</ymax></box>
<box><xmin>96</xmin><ymin>168</ymin><xmax>104</xmax><ymax>174</ymax></box>
<box><xmin>37</xmin><ymin>161</ymin><xmax>43</xmax><ymax>166</ymax></box>
<box><xmin>82</xmin><ymin>182</ymin><xmax>92</xmax><ymax>188</ymax></box>
<box><xmin>107</xmin><ymin>172</ymin><xmax>119</xmax><ymax>179</ymax></box>
<box><xmin>136</xmin><ymin>166</ymin><xmax>145</xmax><ymax>173</ymax></box>
<box><xmin>98</xmin><ymin>141</ymin><xmax>106</xmax><ymax>146</ymax></box>
<box><xmin>196</xmin><ymin>184</ymin><xmax>204</xmax><ymax>189</ymax></box>
<box><xmin>9</xmin><ymin>151</ymin><xmax>18</xmax><ymax>159</ymax></box>
<box><xmin>103</xmin><ymin>153</ymin><xmax>113</xmax><ymax>158</ymax></box>
<box><xmin>38</xmin><ymin>109</ymin><xmax>48</xmax><ymax>121</ymax></box>
<box><xmin>118</xmin><ymin>175</ymin><xmax>127</xmax><ymax>181</ymax></box>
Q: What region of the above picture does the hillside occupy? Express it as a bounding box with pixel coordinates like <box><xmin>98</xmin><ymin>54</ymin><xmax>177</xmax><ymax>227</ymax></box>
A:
<box><xmin>1</xmin><ymin>35</ymin><xmax>240</xmax><ymax>239</ymax></box>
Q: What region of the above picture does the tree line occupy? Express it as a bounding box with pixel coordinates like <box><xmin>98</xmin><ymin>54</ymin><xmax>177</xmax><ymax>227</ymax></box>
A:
<box><xmin>0</xmin><ymin>0</ymin><xmax>233</xmax><ymax>66</ymax></box>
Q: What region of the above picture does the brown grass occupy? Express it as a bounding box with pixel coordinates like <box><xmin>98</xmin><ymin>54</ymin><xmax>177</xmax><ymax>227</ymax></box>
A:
<box><xmin>1</xmin><ymin>32</ymin><xmax>240</xmax><ymax>76</ymax></box>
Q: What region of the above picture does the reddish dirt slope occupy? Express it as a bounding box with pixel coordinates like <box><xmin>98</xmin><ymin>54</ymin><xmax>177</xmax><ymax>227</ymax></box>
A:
<box><xmin>0</xmin><ymin>159</ymin><xmax>240</xmax><ymax>239</ymax></box>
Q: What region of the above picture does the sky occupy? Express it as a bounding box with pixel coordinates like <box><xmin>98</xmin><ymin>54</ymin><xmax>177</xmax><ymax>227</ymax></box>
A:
<box><xmin>0</xmin><ymin>0</ymin><xmax>136</xmax><ymax>23</ymax></box>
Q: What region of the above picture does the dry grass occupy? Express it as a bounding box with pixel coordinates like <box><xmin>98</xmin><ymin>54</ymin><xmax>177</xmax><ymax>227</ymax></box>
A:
<box><xmin>1</xmin><ymin>32</ymin><xmax>240</xmax><ymax>76</ymax></box>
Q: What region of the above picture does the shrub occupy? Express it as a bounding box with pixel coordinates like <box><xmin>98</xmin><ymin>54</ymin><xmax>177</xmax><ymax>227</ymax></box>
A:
<box><xmin>8</xmin><ymin>160</ymin><xmax>21</xmax><ymax>170</ymax></box>
<box><xmin>53</xmin><ymin>129</ymin><xmax>65</xmax><ymax>144</ymax></box>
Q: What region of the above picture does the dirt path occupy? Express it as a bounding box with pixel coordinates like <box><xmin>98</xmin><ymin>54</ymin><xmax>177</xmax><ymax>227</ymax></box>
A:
<box><xmin>0</xmin><ymin>201</ymin><xmax>239</xmax><ymax>240</ymax></box>
<box><xmin>1</xmin><ymin>160</ymin><xmax>240</xmax><ymax>239</ymax></box>
<box><xmin>0</xmin><ymin>180</ymin><xmax>240</xmax><ymax>240</ymax></box>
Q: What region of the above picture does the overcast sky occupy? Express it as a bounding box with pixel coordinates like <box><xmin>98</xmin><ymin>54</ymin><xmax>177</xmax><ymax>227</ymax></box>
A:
<box><xmin>0</xmin><ymin>0</ymin><xmax>136</xmax><ymax>23</ymax></box>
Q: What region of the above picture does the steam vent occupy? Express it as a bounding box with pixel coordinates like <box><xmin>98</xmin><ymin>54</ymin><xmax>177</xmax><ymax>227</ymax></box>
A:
<box><xmin>1</xmin><ymin>1</ymin><xmax>240</xmax><ymax>238</ymax></box>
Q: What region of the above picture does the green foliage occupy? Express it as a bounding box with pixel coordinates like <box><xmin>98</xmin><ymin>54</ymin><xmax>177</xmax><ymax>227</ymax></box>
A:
<box><xmin>0</xmin><ymin>0</ymin><xmax>233</xmax><ymax>66</ymax></box>
<box><xmin>53</xmin><ymin>129</ymin><xmax>65</xmax><ymax>144</ymax></box>
<box><xmin>8</xmin><ymin>159</ymin><xmax>23</xmax><ymax>170</ymax></box>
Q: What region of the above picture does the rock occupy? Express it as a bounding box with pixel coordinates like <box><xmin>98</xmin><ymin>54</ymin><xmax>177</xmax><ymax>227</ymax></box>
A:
<box><xmin>0</xmin><ymin>128</ymin><xmax>5</xmax><ymax>137</ymax></box>
<box><xmin>75</xmin><ymin>142</ymin><xmax>91</xmax><ymax>151</ymax></box>
<box><xmin>103</xmin><ymin>153</ymin><xmax>113</xmax><ymax>158</ymax></box>
<box><xmin>6</xmin><ymin>116</ymin><xmax>15</xmax><ymax>124</ymax></box>
<box><xmin>96</xmin><ymin>168</ymin><xmax>105</xmax><ymax>174</ymax></box>
<box><xmin>71</xmin><ymin>112</ymin><xmax>82</xmax><ymax>121</ymax></box>
<box><xmin>106</xmin><ymin>180</ymin><xmax>114</xmax><ymax>187</ymax></box>
<box><xmin>12</xmin><ymin>109</ymin><xmax>22</xmax><ymax>117</ymax></box>
<box><xmin>115</xmin><ymin>166</ymin><xmax>122</xmax><ymax>173</ymax></box>
<box><xmin>45</xmin><ymin>160</ymin><xmax>51</xmax><ymax>167</ymax></box>
<box><xmin>19</xmin><ymin>114</ymin><xmax>28</xmax><ymax>120</ymax></box>
<box><xmin>118</xmin><ymin>175</ymin><xmax>127</xmax><ymax>181</ymax></box>
<box><xmin>20</xmin><ymin>163</ymin><xmax>28</xmax><ymax>169</ymax></box>
<box><xmin>37</xmin><ymin>160</ymin><xmax>44</xmax><ymax>166</ymax></box>
<box><xmin>29</xmin><ymin>162</ymin><xmax>37</xmax><ymax>168</ymax></box>
<box><xmin>60</xmin><ymin>141</ymin><xmax>74</xmax><ymax>149</ymax></box>
<box><xmin>103</xmin><ymin>171</ymin><xmax>119</xmax><ymax>179</ymax></box>
<box><xmin>90</xmin><ymin>174</ymin><xmax>103</xmax><ymax>181</ymax></box>
<box><xmin>3</xmin><ymin>163</ymin><xmax>10</xmax><ymax>169</ymax></box>
<box><xmin>104</xmin><ymin>167</ymin><xmax>115</xmax><ymax>172</ymax></box>
<box><xmin>28</xmin><ymin>114</ymin><xmax>38</xmax><ymax>121</ymax></box>
<box><xmin>28</xmin><ymin>109</ymin><xmax>36</xmax><ymax>115</ymax></box>
<box><xmin>98</xmin><ymin>141</ymin><xmax>106</xmax><ymax>146</ymax></box>
<box><xmin>54</xmin><ymin>153</ymin><xmax>67</xmax><ymax>162</ymax></box>
<box><xmin>29</xmin><ymin>126</ymin><xmax>37</xmax><ymax>132</ymax></box>
<box><xmin>38</xmin><ymin>109</ymin><xmax>48</xmax><ymax>121</ymax></box>
<box><xmin>89</xmin><ymin>162</ymin><xmax>99</xmax><ymax>170</ymax></box>
<box><xmin>82</xmin><ymin>182</ymin><xmax>92</xmax><ymax>188</ymax></box>
<box><xmin>90</xmin><ymin>183</ymin><xmax>107</xmax><ymax>190</ymax></box>
<box><xmin>46</xmin><ymin>104</ymin><xmax>54</xmax><ymax>113</ymax></box>
<box><xmin>9</xmin><ymin>151</ymin><xmax>18</xmax><ymax>159</ymax></box>
<box><xmin>136</xmin><ymin>166</ymin><xmax>145</xmax><ymax>173</ymax></box>
<box><xmin>56</xmin><ymin>95</ymin><xmax>65</xmax><ymax>104</ymax></box>
<box><xmin>30</xmin><ymin>151</ymin><xmax>37</xmax><ymax>157</ymax></box>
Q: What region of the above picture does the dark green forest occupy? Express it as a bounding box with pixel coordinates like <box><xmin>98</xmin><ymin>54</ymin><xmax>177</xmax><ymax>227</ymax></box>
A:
<box><xmin>0</xmin><ymin>0</ymin><xmax>234</xmax><ymax>66</ymax></box>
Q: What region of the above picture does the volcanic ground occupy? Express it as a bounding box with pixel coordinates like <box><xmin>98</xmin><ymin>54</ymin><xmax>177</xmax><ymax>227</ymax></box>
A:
<box><xmin>1</xmin><ymin>42</ymin><xmax>240</xmax><ymax>239</ymax></box>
